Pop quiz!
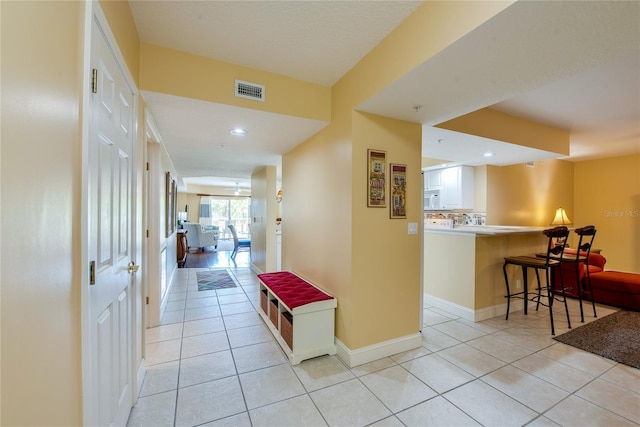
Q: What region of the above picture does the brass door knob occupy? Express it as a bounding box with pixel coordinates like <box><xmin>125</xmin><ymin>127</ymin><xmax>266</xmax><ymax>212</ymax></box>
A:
<box><xmin>127</xmin><ymin>262</ymin><xmax>140</xmax><ymax>273</ymax></box>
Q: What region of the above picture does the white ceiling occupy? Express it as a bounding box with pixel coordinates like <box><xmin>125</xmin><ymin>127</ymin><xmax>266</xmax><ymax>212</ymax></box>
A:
<box><xmin>130</xmin><ymin>1</ymin><xmax>640</xmax><ymax>191</ymax></box>
<box><xmin>142</xmin><ymin>91</ymin><xmax>328</xmax><ymax>190</ymax></box>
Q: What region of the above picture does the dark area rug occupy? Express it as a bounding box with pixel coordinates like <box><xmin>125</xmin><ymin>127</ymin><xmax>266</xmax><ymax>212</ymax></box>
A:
<box><xmin>196</xmin><ymin>270</ymin><xmax>237</xmax><ymax>291</ymax></box>
<box><xmin>553</xmin><ymin>309</ymin><xmax>640</xmax><ymax>369</ymax></box>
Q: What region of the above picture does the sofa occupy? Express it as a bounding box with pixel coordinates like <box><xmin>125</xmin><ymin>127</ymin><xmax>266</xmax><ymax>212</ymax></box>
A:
<box><xmin>182</xmin><ymin>222</ymin><xmax>219</xmax><ymax>251</ymax></box>
<box><xmin>554</xmin><ymin>251</ymin><xmax>640</xmax><ymax>311</ymax></box>
<box><xmin>589</xmin><ymin>270</ymin><xmax>640</xmax><ymax>311</ymax></box>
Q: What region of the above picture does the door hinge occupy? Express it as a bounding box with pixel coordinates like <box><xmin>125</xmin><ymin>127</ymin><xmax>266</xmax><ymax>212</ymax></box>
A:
<box><xmin>146</xmin><ymin>296</ymin><xmax>149</xmax><ymax>305</ymax></box>
<box><xmin>91</xmin><ymin>68</ymin><xmax>98</xmax><ymax>94</ymax></box>
<box><xmin>89</xmin><ymin>260</ymin><xmax>96</xmax><ymax>285</ymax></box>
<box><xmin>146</xmin><ymin>162</ymin><xmax>149</xmax><ymax>171</ymax></box>
<box><xmin>146</xmin><ymin>229</ymin><xmax>149</xmax><ymax>238</ymax></box>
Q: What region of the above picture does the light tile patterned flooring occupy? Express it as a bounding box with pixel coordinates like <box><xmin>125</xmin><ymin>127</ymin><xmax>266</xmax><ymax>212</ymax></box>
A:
<box><xmin>128</xmin><ymin>267</ymin><xmax>640</xmax><ymax>427</ymax></box>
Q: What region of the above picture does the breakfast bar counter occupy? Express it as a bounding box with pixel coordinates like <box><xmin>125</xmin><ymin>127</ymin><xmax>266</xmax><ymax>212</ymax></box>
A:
<box><xmin>424</xmin><ymin>225</ymin><xmax>548</xmax><ymax>236</ymax></box>
<box><xmin>424</xmin><ymin>225</ymin><xmax>548</xmax><ymax>321</ymax></box>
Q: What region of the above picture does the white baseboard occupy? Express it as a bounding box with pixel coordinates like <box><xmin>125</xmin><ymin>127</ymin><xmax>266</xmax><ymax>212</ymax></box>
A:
<box><xmin>335</xmin><ymin>333</ymin><xmax>422</xmax><ymax>368</ymax></box>
<box><xmin>423</xmin><ymin>295</ymin><xmax>476</xmax><ymax>321</ymax></box>
<box><xmin>424</xmin><ymin>294</ymin><xmax>527</xmax><ymax>322</ymax></box>
<box><xmin>250</xmin><ymin>263</ymin><xmax>263</xmax><ymax>275</ymax></box>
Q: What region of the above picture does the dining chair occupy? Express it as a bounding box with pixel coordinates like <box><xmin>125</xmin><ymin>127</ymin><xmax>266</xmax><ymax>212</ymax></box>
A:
<box><xmin>228</xmin><ymin>224</ymin><xmax>251</xmax><ymax>259</ymax></box>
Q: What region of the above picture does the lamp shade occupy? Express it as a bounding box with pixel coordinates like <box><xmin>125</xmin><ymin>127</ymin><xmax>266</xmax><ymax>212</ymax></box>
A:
<box><xmin>551</xmin><ymin>207</ymin><xmax>572</xmax><ymax>225</ymax></box>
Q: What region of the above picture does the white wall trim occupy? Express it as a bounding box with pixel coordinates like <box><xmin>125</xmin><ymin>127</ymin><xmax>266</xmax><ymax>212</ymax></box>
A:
<box><xmin>335</xmin><ymin>333</ymin><xmax>422</xmax><ymax>368</ymax></box>
<box><xmin>424</xmin><ymin>294</ymin><xmax>476</xmax><ymax>321</ymax></box>
<box><xmin>424</xmin><ymin>293</ymin><xmax>527</xmax><ymax>322</ymax></box>
<box><xmin>144</xmin><ymin>109</ymin><xmax>163</xmax><ymax>144</ymax></box>
<box><xmin>251</xmin><ymin>264</ymin><xmax>263</xmax><ymax>275</ymax></box>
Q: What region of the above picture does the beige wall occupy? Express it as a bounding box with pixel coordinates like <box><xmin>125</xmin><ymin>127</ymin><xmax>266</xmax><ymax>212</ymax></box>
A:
<box><xmin>474</xmin><ymin>165</ymin><xmax>488</xmax><ymax>213</ymax></box>
<box><xmin>574</xmin><ymin>154</ymin><xmax>640</xmax><ymax>272</ymax></box>
<box><xmin>178</xmin><ymin>191</ymin><xmax>206</xmax><ymax>223</ymax></box>
<box><xmin>486</xmin><ymin>159</ymin><xmax>574</xmax><ymax>227</ymax></box>
<box><xmin>424</xmin><ymin>233</ymin><xmax>477</xmax><ymax>308</ymax></box>
<box><xmin>350</xmin><ymin>112</ymin><xmax>422</xmax><ymax>347</ymax></box>
<box><xmin>1</xmin><ymin>2</ymin><xmax>84</xmax><ymax>424</ymax></box>
<box><xmin>282</xmin><ymin>114</ymin><xmax>353</xmax><ymax>341</ymax></box>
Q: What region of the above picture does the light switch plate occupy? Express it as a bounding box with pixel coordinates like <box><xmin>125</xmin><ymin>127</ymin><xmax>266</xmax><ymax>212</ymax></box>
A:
<box><xmin>408</xmin><ymin>222</ymin><xmax>418</xmax><ymax>234</ymax></box>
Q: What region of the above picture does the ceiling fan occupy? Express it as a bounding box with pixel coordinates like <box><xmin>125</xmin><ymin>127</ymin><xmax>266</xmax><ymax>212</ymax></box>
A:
<box><xmin>233</xmin><ymin>183</ymin><xmax>250</xmax><ymax>196</ymax></box>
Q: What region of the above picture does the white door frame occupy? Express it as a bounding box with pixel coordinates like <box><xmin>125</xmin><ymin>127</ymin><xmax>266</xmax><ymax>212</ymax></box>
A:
<box><xmin>144</xmin><ymin>112</ymin><xmax>163</xmax><ymax>328</ymax></box>
<box><xmin>80</xmin><ymin>2</ymin><xmax>144</xmax><ymax>424</ymax></box>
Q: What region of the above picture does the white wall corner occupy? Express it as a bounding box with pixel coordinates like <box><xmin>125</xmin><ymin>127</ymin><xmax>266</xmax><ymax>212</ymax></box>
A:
<box><xmin>335</xmin><ymin>333</ymin><xmax>422</xmax><ymax>368</ymax></box>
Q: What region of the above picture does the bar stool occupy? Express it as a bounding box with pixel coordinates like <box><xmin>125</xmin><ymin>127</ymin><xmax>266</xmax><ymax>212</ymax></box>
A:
<box><xmin>559</xmin><ymin>225</ymin><xmax>598</xmax><ymax>322</ymax></box>
<box><xmin>503</xmin><ymin>226</ymin><xmax>571</xmax><ymax>335</ymax></box>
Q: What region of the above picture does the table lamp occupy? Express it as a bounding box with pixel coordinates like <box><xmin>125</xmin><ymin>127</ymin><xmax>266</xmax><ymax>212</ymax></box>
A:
<box><xmin>551</xmin><ymin>207</ymin><xmax>571</xmax><ymax>246</ymax></box>
<box><xmin>551</xmin><ymin>207</ymin><xmax>572</xmax><ymax>225</ymax></box>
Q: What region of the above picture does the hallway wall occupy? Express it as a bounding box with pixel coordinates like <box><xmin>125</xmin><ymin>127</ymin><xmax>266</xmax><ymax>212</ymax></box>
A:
<box><xmin>1</xmin><ymin>2</ymin><xmax>85</xmax><ymax>424</ymax></box>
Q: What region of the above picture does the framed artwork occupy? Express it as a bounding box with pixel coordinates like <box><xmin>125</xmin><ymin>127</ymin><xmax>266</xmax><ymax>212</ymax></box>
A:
<box><xmin>166</xmin><ymin>172</ymin><xmax>177</xmax><ymax>237</ymax></box>
<box><xmin>390</xmin><ymin>163</ymin><xmax>407</xmax><ymax>218</ymax></box>
<box><xmin>367</xmin><ymin>149</ymin><xmax>386</xmax><ymax>207</ymax></box>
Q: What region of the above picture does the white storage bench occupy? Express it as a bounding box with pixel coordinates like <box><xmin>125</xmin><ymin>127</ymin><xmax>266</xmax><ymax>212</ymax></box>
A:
<box><xmin>257</xmin><ymin>271</ymin><xmax>337</xmax><ymax>365</ymax></box>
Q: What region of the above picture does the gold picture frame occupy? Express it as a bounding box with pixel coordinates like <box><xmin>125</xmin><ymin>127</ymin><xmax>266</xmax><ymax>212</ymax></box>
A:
<box><xmin>367</xmin><ymin>149</ymin><xmax>386</xmax><ymax>207</ymax></box>
<box><xmin>390</xmin><ymin>163</ymin><xmax>407</xmax><ymax>218</ymax></box>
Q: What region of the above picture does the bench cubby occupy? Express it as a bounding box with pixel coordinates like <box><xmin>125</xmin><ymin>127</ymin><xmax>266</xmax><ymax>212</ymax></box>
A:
<box><xmin>257</xmin><ymin>271</ymin><xmax>337</xmax><ymax>365</ymax></box>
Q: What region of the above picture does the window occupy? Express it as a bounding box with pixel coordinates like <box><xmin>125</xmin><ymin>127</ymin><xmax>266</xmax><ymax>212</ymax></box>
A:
<box><xmin>209</xmin><ymin>197</ymin><xmax>251</xmax><ymax>239</ymax></box>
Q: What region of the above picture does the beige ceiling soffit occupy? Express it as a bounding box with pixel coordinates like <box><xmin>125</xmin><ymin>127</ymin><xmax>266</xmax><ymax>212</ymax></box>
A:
<box><xmin>436</xmin><ymin>108</ymin><xmax>569</xmax><ymax>156</ymax></box>
<box><xmin>139</xmin><ymin>43</ymin><xmax>331</xmax><ymax>123</ymax></box>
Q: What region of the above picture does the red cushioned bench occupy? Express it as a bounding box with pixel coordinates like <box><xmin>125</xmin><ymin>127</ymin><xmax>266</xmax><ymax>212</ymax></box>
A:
<box><xmin>257</xmin><ymin>271</ymin><xmax>337</xmax><ymax>365</ymax></box>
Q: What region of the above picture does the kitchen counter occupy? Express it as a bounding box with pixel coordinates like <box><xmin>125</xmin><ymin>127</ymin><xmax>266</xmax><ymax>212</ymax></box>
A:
<box><xmin>424</xmin><ymin>226</ymin><xmax>548</xmax><ymax>321</ymax></box>
<box><xmin>425</xmin><ymin>225</ymin><xmax>547</xmax><ymax>236</ymax></box>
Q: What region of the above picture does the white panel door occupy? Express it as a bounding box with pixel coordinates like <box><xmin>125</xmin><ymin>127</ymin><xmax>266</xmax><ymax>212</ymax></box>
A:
<box><xmin>88</xmin><ymin>16</ymin><xmax>135</xmax><ymax>427</ymax></box>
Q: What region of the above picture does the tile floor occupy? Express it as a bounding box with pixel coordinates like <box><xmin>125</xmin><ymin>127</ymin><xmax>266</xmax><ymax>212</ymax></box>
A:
<box><xmin>128</xmin><ymin>266</ymin><xmax>640</xmax><ymax>427</ymax></box>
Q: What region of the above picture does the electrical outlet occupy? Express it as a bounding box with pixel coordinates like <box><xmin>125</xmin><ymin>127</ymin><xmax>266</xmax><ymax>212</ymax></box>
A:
<box><xmin>516</xmin><ymin>279</ymin><xmax>521</xmax><ymax>289</ymax></box>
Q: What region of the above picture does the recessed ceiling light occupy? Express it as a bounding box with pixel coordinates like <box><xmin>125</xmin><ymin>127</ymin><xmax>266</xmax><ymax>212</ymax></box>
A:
<box><xmin>229</xmin><ymin>128</ymin><xmax>248</xmax><ymax>136</ymax></box>
<box><xmin>483</xmin><ymin>152</ymin><xmax>495</xmax><ymax>157</ymax></box>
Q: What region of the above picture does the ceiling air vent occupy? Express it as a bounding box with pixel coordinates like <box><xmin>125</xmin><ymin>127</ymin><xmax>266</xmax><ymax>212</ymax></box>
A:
<box><xmin>235</xmin><ymin>80</ymin><xmax>265</xmax><ymax>102</ymax></box>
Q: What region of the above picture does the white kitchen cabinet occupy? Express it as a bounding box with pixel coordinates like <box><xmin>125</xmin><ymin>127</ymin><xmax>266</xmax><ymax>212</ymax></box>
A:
<box><xmin>441</xmin><ymin>166</ymin><xmax>474</xmax><ymax>209</ymax></box>
<box><xmin>425</xmin><ymin>169</ymin><xmax>442</xmax><ymax>190</ymax></box>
